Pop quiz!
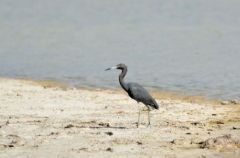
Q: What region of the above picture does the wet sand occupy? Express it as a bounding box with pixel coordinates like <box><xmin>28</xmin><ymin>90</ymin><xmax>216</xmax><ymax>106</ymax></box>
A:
<box><xmin>0</xmin><ymin>78</ymin><xmax>240</xmax><ymax>158</ymax></box>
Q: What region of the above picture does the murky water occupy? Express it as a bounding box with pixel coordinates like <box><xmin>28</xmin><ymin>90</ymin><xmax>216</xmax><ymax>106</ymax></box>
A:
<box><xmin>0</xmin><ymin>0</ymin><xmax>240</xmax><ymax>99</ymax></box>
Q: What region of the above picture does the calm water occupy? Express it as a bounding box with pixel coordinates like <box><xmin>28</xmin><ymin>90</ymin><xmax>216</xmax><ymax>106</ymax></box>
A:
<box><xmin>0</xmin><ymin>0</ymin><xmax>240</xmax><ymax>99</ymax></box>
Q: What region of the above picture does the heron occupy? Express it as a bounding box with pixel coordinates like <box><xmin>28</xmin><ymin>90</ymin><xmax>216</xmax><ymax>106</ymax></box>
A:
<box><xmin>105</xmin><ymin>63</ymin><xmax>159</xmax><ymax>127</ymax></box>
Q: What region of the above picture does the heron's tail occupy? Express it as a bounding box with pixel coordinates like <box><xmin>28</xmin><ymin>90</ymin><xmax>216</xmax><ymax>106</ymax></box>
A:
<box><xmin>151</xmin><ymin>99</ymin><xmax>159</xmax><ymax>109</ymax></box>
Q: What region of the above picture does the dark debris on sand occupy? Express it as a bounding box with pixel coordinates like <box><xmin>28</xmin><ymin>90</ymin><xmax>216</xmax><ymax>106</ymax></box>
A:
<box><xmin>199</xmin><ymin>134</ymin><xmax>240</xmax><ymax>149</ymax></box>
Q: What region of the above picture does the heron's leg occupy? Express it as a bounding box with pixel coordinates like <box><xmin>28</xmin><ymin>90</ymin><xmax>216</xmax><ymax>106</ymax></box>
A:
<box><xmin>137</xmin><ymin>103</ymin><xmax>141</xmax><ymax>128</ymax></box>
<box><xmin>147</xmin><ymin>107</ymin><xmax>151</xmax><ymax>127</ymax></box>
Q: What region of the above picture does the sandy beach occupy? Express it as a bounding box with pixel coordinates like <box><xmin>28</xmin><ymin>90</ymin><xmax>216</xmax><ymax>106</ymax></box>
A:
<box><xmin>0</xmin><ymin>78</ymin><xmax>239</xmax><ymax>158</ymax></box>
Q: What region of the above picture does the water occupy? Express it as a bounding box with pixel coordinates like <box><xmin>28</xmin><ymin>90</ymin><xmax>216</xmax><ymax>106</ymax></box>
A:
<box><xmin>0</xmin><ymin>0</ymin><xmax>240</xmax><ymax>100</ymax></box>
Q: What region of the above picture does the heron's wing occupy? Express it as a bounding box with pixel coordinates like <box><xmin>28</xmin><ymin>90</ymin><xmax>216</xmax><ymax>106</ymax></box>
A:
<box><xmin>127</xmin><ymin>83</ymin><xmax>159</xmax><ymax>109</ymax></box>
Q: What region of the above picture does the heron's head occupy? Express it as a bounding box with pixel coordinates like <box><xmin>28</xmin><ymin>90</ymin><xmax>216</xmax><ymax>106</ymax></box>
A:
<box><xmin>105</xmin><ymin>63</ymin><xmax>127</xmax><ymax>71</ymax></box>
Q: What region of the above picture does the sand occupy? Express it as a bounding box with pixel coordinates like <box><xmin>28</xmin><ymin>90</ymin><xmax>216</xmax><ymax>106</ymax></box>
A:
<box><xmin>0</xmin><ymin>78</ymin><xmax>240</xmax><ymax>158</ymax></box>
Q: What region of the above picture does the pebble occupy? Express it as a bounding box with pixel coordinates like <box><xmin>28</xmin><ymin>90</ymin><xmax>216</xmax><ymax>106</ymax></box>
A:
<box><xmin>179</xmin><ymin>126</ymin><xmax>190</xmax><ymax>130</ymax></box>
<box><xmin>106</xmin><ymin>147</ymin><xmax>113</xmax><ymax>152</ymax></box>
<box><xmin>105</xmin><ymin>131</ymin><xmax>113</xmax><ymax>136</ymax></box>
<box><xmin>221</xmin><ymin>101</ymin><xmax>229</xmax><ymax>105</ymax></box>
<box><xmin>64</xmin><ymin>124</ymin><xmax>74</xmax><ymax>128</ymax></box>
<box><xmin>137</xmin><ymin>141</ymin><xmax>143</xmax><ymax>145</ymax></box>
<box><xmin>221</xmin><ymin>99</ymin><xmax>239</xmax><ymax>105</ymax></box>
<box><xmin>191</xmin><ymin>122</ymin><xmax>202</xmax><ymax>126</ymax></box>
<box><xmin>230</xmin><ymin>99</ymin><xmax>239</xmax><ymax>104</ymax></box>
<box><xmin>232</xmin><ymin>126</ymin><xmax>240</xmax><ymax>130</ymax></box>
<box><xmin>98</xmin><ymin>122</ymin><xmax>110</xmax><ymax>127</ymax></box>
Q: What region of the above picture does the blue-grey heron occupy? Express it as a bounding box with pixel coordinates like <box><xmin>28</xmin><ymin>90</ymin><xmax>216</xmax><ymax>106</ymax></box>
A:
<box><xmin>105</xmin><ymin>63</ymin><xmax>159</xmax><ymax>127</ymax></box>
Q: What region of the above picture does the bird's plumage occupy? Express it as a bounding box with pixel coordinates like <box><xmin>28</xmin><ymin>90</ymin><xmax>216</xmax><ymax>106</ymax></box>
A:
<box><xmin>127</xmin><ymin>82</ymin><xmax>159</xmax><ymax>109</ymax></box>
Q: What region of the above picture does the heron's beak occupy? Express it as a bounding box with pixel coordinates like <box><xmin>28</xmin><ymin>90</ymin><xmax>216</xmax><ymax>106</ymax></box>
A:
<box><xmin>105</xmin><ymin>66</ymin><xmax>117</xmax><ymax>71</ymax></box>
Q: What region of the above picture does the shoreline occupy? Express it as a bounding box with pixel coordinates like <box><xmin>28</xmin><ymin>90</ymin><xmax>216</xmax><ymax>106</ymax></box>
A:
<box><xmin>0</xmin><ymin>77</ymin><xmax>240</xmax><ymax>157</ymax></box>
<box><xmin>1</xmin><ymin>77</ymin><xmax>238</xmax><ymax>106</ymax></box>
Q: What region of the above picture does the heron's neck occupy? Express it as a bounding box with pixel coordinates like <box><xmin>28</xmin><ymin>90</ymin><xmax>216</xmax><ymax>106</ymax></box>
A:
<box><xmin>119</xmin><ymin>68</ymin><xmax>128</xmax><ymax>91</ymax></box>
